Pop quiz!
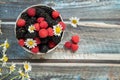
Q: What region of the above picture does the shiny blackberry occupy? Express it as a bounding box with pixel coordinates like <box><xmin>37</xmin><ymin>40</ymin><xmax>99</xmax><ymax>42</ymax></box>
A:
<box><xmin>25</xmin><ymin>31</ymin><xmax>38</xmax><ymax>38</ymax></box>
<box><xmin>16</xmin><ymin>28</ymin><xmax>26</xmax><ymax>39</ymax></box>
<box><xmin>39</xmin><ymin>44</ymin><xmax>49</xmax><ymax>53</ymax></box>
<box><xmin>21</xmin><ymin>12</ymin><xmax>29</xmax><ymax>20</ymax></box>
<box><xmin>35</xmin><ymin>7</ymin><xmax>45</xmax><ymax>17</ymax></box>
<box><xmin>40</xmin><ymin>6</ymin><xmax>53</xmax><ymax>14</ymax></box>
<box><xmin>51</xmin><ymin>35</ymin><xmax>62</xmax><ymax>44</ymax></box>
<box><xmin>40</xmin><ymin>37</ymin><xmax>49</xmax><ymax>44</ymax></box>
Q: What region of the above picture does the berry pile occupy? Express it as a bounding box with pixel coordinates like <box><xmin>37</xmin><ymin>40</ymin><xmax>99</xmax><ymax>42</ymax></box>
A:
<box><xmin>16</xmin><ymin>6</ymin><xmax>66</xmax><ymax>54</ymax></box>
<box><xmin>64</xmin><ymin>35</ymin><xmax>80</xmax><ymax>52</ymax></box>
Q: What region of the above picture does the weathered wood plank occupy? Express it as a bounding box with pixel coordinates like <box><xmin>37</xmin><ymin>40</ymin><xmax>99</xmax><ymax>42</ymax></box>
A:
<box><xmin>0</xmin><ymin>0</ymin><xmax>120</xmax><ymax>20</ymax></box>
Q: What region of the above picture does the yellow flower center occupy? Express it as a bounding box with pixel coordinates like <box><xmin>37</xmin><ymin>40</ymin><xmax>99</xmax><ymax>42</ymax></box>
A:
<box><xmin>72</xmin><ymin>19</ymin><xmax>77</xmax><ymax>24</ymax></box>
<box><xmin>28</xmin><ymin>41</ymin><xmax>34</xmax><ymax>46</ymax></box>
<box><xmin>30</xmin><ymin>26</ymin><xmax>35</xmax><ymax>31</ymax></box>
<box><xmin>10</xmin><ymin>66</ymin><xmax>15</xmax><ymax>71</ymax></box>
<box><xmin>24</xmin><ymin>63</ymin><xmax>29</xmax><ymax>70</ymax></box>
<box><xmin>0</xmin><ymin>42</ymin><xmax>9</xmax><ymax>48</ymax></box>
<box><xmin>55</xmin><ymin>26</ymin><xmax>61</xmax><ymax>34</ymax></box>
<box><xmin>3</xmin><ymin>56</ymin><xmax>8</xmax><ymax>62</ymax></box>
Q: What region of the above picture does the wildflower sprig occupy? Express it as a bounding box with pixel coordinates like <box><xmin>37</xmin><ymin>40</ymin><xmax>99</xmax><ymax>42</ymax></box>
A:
<box><xmin>0</xmin><ymin>39</ymin><xmax>32</xmax><ymax>80</ymax></box>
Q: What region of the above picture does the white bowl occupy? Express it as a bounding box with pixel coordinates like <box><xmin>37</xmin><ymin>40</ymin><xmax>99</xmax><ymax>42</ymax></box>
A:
<box><xmin>15</xmin><ymin>4</ymin><xmax>64</xmax><ymax>55</ymax></box>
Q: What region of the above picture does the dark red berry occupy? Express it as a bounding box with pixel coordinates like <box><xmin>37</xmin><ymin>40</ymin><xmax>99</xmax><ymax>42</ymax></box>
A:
<box><xmin>71</xmin><ymin>44</ymin><xmax>79</xmax><ymax>52</ymax></box>
<box><xmin>47</xmin><ymin>27</ymin><xmax>54</xmax><ymax>36</ymax></box>
<box><xmin>17</xmin><ymin>19</ymin><xmax>26</xmax><ymax>27</ymax></box>
<box><xmin>71</xmin><ymin>35</ymin><xmax>80</xmax><ymax>44</ymax></box>
<box><xmin>34</xmin><ymin>23</ymin><xmax>40</xmax><ymax>31</ymax></box>
<box><xmin>18</xmin><ymin>39</ymin><xmax>25</xmax><ymax>47</ymax></box>
<box><xmin>64</xmin><ymin>41</ymin><xmax>71</xmax><ymax>49</ymax></box>
<box><xmin>48</xmin><ymin>41</ymin><xmax>56</xmax><ymax>49</ymax></box>
<box><xmin>31</xmin><ymin>46</ymin><xmax>39</xmax><ymax>54</ymax></box>
<box><xmin>52</xmin><ymin>11</ymin><xmax>60</xmax><ymax>19</ymax></box>
<box><xmin>59</xmin><ymin>21</ymin><xmax>66</xmax><ymax>30</ymax></box>
<box><xmin>39</xmin><ymin>21</ymin><xmax>48</xmax><ymax>29</ymax></box>
<box><xmin>37</xmin><ymin>17</ymin><xmax>45</xmax><ymax>23</ymax></box>
<box><xmin>27</xmin><ymin>8</ymin><xmax>36</xmax><ymax>17</ymax></box>
<box><xmin>39</xmin><ymin>29</ymin><xmax>48</xmax><ymax>38</ymax></box>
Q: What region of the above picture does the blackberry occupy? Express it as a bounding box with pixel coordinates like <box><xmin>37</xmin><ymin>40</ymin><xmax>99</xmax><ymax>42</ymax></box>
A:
<box><xmin>21</xmin><ymin>12</ymin><xmax>29</xmax><ymax>20</ymax></box>
<box><xmin>39</xmin><ymin>44</ymin><xmax>49</xmax><ymax>53</ymax></box>
<box><xmin>40</xmin><ymin>6</ymin><xmax>53</xmax><ymax>15</ymax></box>
<box><xmin>40</xmin><ymin>37</ymin><xmax>49</xmax><ymax>44</ymax></box>
<box><xmin>16</xmin><ymin>28</ymin><xmax>26</xmax><ymax>39</ymax></box>
<box><xmin>26</xmin><ymin>17</ymin><xmax>36</xmax><ymax>25</ymax></box>
<box><xmin>35</xmin><ymin>7</ymin><xmax>45</xmax><ymax>17</ymax></box>
<box><xmin>51</xmin><ymin>35</ymin><xmax>62</xmax><ymax>44</ymax></box>
<box><xmin>25</xmin><ymin>31</ymin><xmax>38</xmax><ymax>38</ymax></box>
<box><xmin>45</xmin><ymin>14</ymin><xmax>57</xmax><ymax>27</ymax></box>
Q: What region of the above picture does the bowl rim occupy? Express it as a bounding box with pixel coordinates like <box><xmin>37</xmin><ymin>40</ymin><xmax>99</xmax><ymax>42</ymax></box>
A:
<box><xmin>15</xmin><ymin>4</ymin><xmax>64</xmax><ymax>55</ymax></box>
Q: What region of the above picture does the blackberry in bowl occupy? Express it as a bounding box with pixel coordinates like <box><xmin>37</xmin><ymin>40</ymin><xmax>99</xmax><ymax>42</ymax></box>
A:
<box><xmin>15</xmin><ymin>5</ymin><xmax>66</xmax><ymax>54</ymax></box>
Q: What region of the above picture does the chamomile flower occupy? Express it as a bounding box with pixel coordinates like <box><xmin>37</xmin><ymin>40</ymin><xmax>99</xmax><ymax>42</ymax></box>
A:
<box><xmin>9</xmin><ymin>63</ymin><xmax>16</xmax><ymax>74</ymax></box>
<box><xmin>0</xmin><ymin>68</ymin><xmax>2</xmax><ymax>75</ymax></box>
<box><xmin>24</xmin><ymin>73</ymin><xmax>30</xmax><ymax>79</ymax></box>
<box><xmin>28</xmin><ymin>25</ymin><xmax>36</xmax><ymax>33</ymax></box>
<box><xmin>0</xmin><ymin>54</ymin><xmax>8</xmax><ymax>66</ymax></box>
<box><xmin>25</xmin><ymin>39</ymin><xmax>37</xmax><ymax>48</ymax></box>
<box><xmin>18</xmin><ymin>69</ymin><xmax>25</xmax><ymax>80</ymax></box>
<box><xmin>23</xmin><ymin>62</ymin><xmax>32</xmax><ymax>72</ymax></box>
<box><xmin>0</xmin><ymin>39</ymin><xmax>9</xmax><ymax>54</ymax></box>
<box><xmin>70</xmin><ymin>17</ymin><xmax>79</xmax><ymax>28</ymax></box>
<box><xmin>53</xmin><ymin>24</ymin><xmax>62</xmax><ymax>36</ymax></box>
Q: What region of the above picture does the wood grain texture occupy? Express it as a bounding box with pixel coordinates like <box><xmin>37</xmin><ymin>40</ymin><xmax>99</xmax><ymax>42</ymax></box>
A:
<box><xmin>0</xmin><ymin>0</ymin><xmax>120</xmax><ymax>60</ymax></box>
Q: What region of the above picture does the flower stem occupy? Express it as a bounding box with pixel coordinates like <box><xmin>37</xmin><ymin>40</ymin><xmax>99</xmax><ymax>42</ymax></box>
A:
<box><xmin>0</xmin><ymin>73</ymin><xmax>9</xmax><ymax>80</ymax></box>
<box><xmin>10</xmin><ymin>75</ymin><xmax>19</xmax><ymax>80</ymax></box>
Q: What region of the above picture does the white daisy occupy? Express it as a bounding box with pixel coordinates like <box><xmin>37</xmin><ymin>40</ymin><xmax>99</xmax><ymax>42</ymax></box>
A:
<box><xmin>0</xmin><ymin>39</ymin><xmax>10</xmax><ymax>54</ymax></box>
<box><xmin>23</xmin><ymin>62</ymin><xmax>32</xmax><ymax>72</ymax></box>
<box><xmin>25</xmin><ymin>39</ymin><xmax>37</xmax><ymax>48</ymax></box>
<box><xmin>18</xmin><ymin>69</ymin><xmax>25</xmax><ymax>80</ymax></box>
<box><xmin>53</xmin><ymin>24</ymin><xmax>62</xmax><ymax>36</ymax></box>
<box><xmin>28</xmin><ymin>25</ymin><xmax>36</xmax><ymax>33</ymax></box>
<box><xmin>70</xmin><ymin>17</ymin><xmax>79</xmax><ymax>28</ymax></box>
<box><xmin>0</xmin><ymin>54</ymin><xmax>8</xmax><ymax>66</ymax></box>
<box><xmin>9</xmin><ymin>63</ymin><xmax>16</xmax><ymax>74</ymax></box>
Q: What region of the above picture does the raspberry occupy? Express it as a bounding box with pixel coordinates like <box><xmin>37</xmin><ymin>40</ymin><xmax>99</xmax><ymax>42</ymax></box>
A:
<box><xmin>27</xmin><ymin>8</ymin><xmax>36</xmax><ymax>17</ymax></box>
<box><xmin>17</xmin><ymin>19</ymin><xmax>26</xmax><ymax>27</ymax></box>
<box><xmin>64</xmin><ymin>41</ymin><xmax>71</xmax><ymax>49</ymax></box>
<box><xmin>71</xmin><ymin>44</ymin><xmax>79</xmax><ymax>52</ymax></box>
<box><xmin>52</xmin><ymin>11</ymin><xmax>60</xmax><ymax>19</ymax></box>
<box><xmin>59</xmin><ymin>21</ymin><xmax>66</xmax><ymax>30</ymax></box>
<box><xmin>39</xmin><ymin>21</ymin><xmax>48</xmax><ymax>29</ymax></box>
<box><xmin>18</xmin><ymin>39</ymin><xmax>25</xmax><ymax>47</ymax></box>
<box><xmin>39</xmin><ymin>29</ymin><xmax>48</xmax><ymax>38</ymax></box>
<box><xmin>37</xmin><ymin>17</ymin><xmax>45</xmax><ymax>23</ymax></box>
<box><xmin>71</xmin><ymin>35</ymin><xmax>80</xmax><ymax>44</ymax></box>
<box><xmin>47</xmin><ymin>27</ymin><xmax>54</xmax><ymax>36</ymax></box>
<box><xmin>31</xmin><ymin>46</ymin><xmax>39</xmax><ymax>54</ymax></box>
<box><xmin>48</xmin><ymin>41</ymin><xmax>56</xmax><ymax>49</ymax></box>
<box><xmin>34</xmin><ymin>38</ymin><xmax>41</xmax><ymax>44</ymax></box>
<box><xmin>34</xmin><ymin>23</ymin><xmax>40</xmax><ymax>31</ymax></box>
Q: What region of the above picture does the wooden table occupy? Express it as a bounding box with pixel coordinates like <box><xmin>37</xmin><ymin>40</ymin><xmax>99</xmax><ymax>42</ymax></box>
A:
<box><xmin>0</xmin><ymin>0</ymin><xmax>120</xmax><ymax>79</ymax></box>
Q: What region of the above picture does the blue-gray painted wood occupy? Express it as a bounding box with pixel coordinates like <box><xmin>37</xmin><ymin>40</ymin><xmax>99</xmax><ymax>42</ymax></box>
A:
<box><xmin>0</xmin><ymin>0</ymin><xmax>120</xmax><ymax>59</ymax></box>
